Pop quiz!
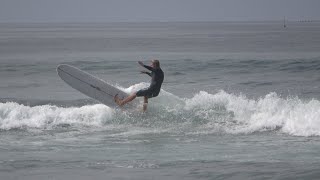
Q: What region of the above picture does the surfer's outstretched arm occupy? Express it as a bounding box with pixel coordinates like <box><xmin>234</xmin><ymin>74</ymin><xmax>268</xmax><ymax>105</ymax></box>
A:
<box><xmin>143</xmin><ymin>65</ymin><xmax>154</xmax><ymax>71</ymax></box>
<box><xmin>138</xmin><ymin>61</ymin><xmax>155</xmax><ymax>72</ymax></box>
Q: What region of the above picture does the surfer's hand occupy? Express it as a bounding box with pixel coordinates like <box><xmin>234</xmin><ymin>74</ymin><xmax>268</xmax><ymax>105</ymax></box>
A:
<box><xmin>140</xmin><ymin>70</ymin><xmax>147</xmax><ymax>74</ymax></box>
<box><xmin>138</xmin><ymin>61</ymin><xmax>144</xmax><ymax>66</ymax></box>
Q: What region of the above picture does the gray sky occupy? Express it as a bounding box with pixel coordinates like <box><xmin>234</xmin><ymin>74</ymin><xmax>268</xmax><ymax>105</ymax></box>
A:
<box><xmin>1</xmin><ymin>0</ymin><xmax>320</xmax><ymax>22</ymax></box>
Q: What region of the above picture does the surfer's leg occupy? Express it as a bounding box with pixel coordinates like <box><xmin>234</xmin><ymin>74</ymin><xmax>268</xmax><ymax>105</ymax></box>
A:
<box><xmin>122</xmin><ymin>93</ymin><xmax>137</xmax><ymax>105</ymax></box>
<box><xmin>143</xmin><ymin>96</ymin><xmax>148</xmax><ymax>112</ymax></box>
<box><xmin>114</xmin><ymin>93</ymin><xmax>137</xmax><ymax>106</ymax></box>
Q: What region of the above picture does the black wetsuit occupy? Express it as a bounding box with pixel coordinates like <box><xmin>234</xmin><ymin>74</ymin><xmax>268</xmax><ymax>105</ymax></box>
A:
<box><xmin>136</xmin><ymin>65</ymin><xmax>164</xmax><ymax>98</ymax></box>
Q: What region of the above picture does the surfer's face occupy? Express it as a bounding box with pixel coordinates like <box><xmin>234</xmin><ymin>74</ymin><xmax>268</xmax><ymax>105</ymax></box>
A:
<box><xmin>151</xmin><ymin>60</ymin><xmax>160</xmax><ymax>68</ymax></box>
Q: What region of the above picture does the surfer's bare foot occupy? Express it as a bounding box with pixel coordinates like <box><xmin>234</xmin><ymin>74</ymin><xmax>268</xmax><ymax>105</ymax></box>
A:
<box><xmin>114</xmin><ymin>94</ymin><xmax>123</xmax><ymax>106</ymax></box>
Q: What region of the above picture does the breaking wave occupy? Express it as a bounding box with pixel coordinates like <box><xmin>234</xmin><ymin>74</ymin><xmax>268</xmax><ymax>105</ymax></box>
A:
<box><xmin>1</xmin><ymin>83</ymin><xmax>320</xmax><ymax>137</ymax></box>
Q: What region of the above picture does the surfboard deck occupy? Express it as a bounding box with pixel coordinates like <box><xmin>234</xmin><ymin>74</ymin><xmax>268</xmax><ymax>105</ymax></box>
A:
<box><xmin>57</xmin><ymin>64</ymin><xmax>135</xmax><ymax>108</ymax></box>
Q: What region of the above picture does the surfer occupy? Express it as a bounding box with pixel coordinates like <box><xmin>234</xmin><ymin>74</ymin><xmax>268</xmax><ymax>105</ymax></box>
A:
<box><xmin>114</xmin><ymin>59</ymin><xmax>164</xmax><ymax>111</ymax></box>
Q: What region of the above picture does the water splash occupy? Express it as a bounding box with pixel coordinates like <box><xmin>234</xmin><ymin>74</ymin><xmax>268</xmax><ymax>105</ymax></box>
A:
<box><xmin>1</xmin><ymin>83</ymin><xmax>320</xmax><ymax>137</ymax></box>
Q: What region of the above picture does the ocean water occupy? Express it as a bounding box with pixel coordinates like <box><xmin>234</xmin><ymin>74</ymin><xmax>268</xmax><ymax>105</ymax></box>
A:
<box><xmin>1</xmin><ymin>22</ymin><xmax>320</xmax><ymax>179</ymax></box>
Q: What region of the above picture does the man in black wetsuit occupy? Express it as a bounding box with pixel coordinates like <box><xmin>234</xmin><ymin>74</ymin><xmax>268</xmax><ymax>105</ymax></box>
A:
<box><xmin>114</xmin><ymin>59</ymin><xmax>164</xmax><ymax>111</ymax></box>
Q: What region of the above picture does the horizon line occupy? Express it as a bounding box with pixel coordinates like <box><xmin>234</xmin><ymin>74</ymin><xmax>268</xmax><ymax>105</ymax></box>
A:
<box><xmin>1</xmin><ymin>19</ymin><xmax>320</xmax><ymax>24</ymax></box>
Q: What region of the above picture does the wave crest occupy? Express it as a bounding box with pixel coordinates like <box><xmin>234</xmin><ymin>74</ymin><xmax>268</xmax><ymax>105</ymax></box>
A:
<box><xmin>1</xmin><ymin>83</ymin><xmax>320</xmax><ymax>137</ymax></box>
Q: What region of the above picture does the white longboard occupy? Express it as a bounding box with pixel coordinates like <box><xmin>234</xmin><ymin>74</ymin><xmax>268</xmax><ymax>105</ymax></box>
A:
<box><xmin>57</xmin><ymin>64</ymin><xmax>135</xmax><ymax>108</ymax></box>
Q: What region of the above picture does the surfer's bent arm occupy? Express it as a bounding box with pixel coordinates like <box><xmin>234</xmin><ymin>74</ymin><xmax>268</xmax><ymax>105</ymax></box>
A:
<box><xmin>141</xmin><ymin>71</ymin><xmax>151</xmax><ymax>77</ymax></box>
<box><xmin>144</xmin><ymin>72</ymin><xmax>152</xmax><ymax>77</ymax></box>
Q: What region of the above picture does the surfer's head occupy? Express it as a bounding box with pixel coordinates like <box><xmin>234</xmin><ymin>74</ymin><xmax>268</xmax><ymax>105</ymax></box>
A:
<box><xmin>151</xmin><ymin>59</ymin><xmax>160</xmax><ymax>68</ymax></box>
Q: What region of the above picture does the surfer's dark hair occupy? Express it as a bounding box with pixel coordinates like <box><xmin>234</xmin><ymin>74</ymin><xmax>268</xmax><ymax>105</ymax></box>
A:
<box><xmin>152</xmin><ymin>60</ymin><xmax>160</xmax><ymax>68</ymax></box>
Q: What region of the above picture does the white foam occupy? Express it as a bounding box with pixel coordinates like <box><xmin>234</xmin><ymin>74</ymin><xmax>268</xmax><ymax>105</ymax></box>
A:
<box><xmin>117</xmin><ymin>82</ymin><xmax>149</xmax><ymax>94</ymax></box>
<box><xmin>2</xmin><ymin>83</ymin><xmax>320</xmax><ymax>137</ymax></box>
<box><xmin>185</xmin><ymin>90</ymin><xmax>320</xmax><ymax>136</ymax></box>
<box><xmin>0</xmin><ymin>102</ymin><xmax>113</xmax><ymax>130</ymax></box>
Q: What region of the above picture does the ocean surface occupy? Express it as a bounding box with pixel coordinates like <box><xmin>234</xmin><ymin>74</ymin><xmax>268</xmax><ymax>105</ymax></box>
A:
<box><xmin>1</xmin><ymin>21</ymin><xmax>320</xmax><ymax>179</ymax></box>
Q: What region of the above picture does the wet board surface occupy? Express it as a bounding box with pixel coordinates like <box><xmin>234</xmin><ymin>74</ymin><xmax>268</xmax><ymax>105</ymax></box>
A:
<box><xmin>57</xmin><ymin>64</ymin><xmax>135</xmax><ymax>108</ymax></box>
